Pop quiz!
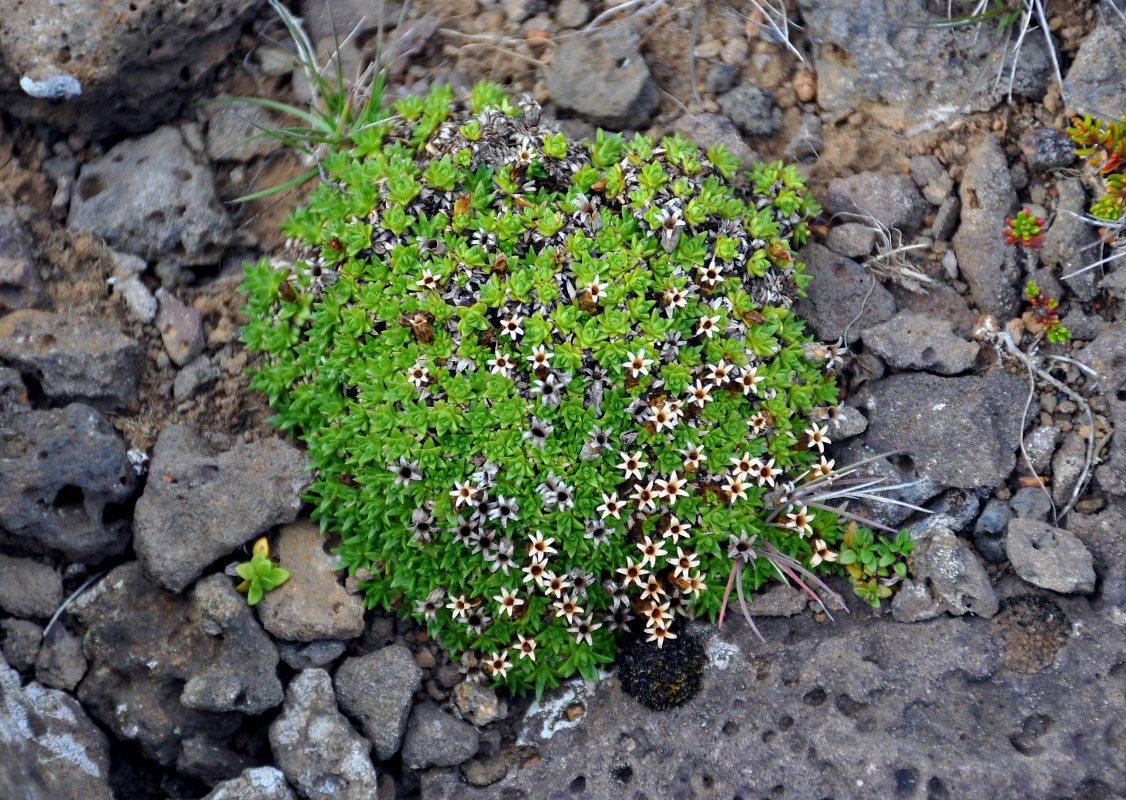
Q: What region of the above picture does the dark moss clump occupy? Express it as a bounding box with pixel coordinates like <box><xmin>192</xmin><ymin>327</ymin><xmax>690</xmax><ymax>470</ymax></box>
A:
<box><xmin>617</xmin><ymin>625</ymin><xmax>704</xmax><ymax>711</ymax></box>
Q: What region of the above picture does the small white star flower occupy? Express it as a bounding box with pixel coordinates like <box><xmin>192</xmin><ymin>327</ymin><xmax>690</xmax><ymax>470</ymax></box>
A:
<box><xmin>514</xmin><ymin>633</ymin><xmax>537</xmax><ymax>662</ymax></box>
<box><xmin>750</xmin><ymin>457</ymin><xmax>778</xmax><ymax>488</ymax></box>
<box><xmin>783</xmin><ymin>505</ymin><xmax>814</xmax><ymax>538</ymax></box>
<box><xmin>446</xmin><ymin>594</ymin><xmax>470</xmax><ymax>620</ymax></box>
<box><xmin>527</xmin><ymin>531</ymin><xmax>558</xmax><ymax>562</ymax></box>
<box><xmin>706</xmin><ymin>360</ymin><xmax>732</xmax><ymax>384</ymax></box>
<box><xmin>654</xmin><ymin>472</ymin><xmax>689</xmax><ymax>504</ymax></box>
<box><xmin>406</xmin><ymin>364</ymin><xmax>429</xmax><ymax>388</ymax></box>
<box><xmin>646</xmin><ymin>623</ymin><xmax>678</xmax><ymax>648</ymax></box>
<box><xmin>810</xmin><ymin>456</ymin><xmax>836</xmax><ymax>480</ymax></box>
<box><xmin>617</xmin><ymin>559</ymin><xmax>647</xmax><ymax>588</ymax></box>
<box><xmin>416</xmin><ymin>268</ymin><xmax>441</xmax><ymax>291</ymax></box>
<box><xmin>450</xmin><ymin>480</ymin><xmax>477</xmax><ymax>508</ymax></box>
<box><xmin>617</xmin><ymin>451</ymin><xmax>649</xmax><ymax>480</ymax></box>
<box><xmin>493</xmin><ymin>587</ymin><xmax>524</xmax><ymax>617</ymax></box>
<box><xmin>499</xmin><ymin>315</ymin><xmax>524</xmax><ymax>340</ymax></box>
<box><xmin>738</xmin><ymin>365</ymin><xmax>763</xmax><ymax>395</ymax></box>
<box><xmin>723</xmin><ymin>475</ymin><xmax>749</xmax><ymax>503</ymax></box>
<box><xmin>696</xmin><ymin>314</ymin><xmax>721</xmax><ymax>339</ymax></box>
<box><xmin>668</xmin><ymin>547</ymin><xmax>700</xmax><ymax>580</ymax></box>
<box><xmin>636</xmin><ymin>535</ymin><xmax>668</xmax><ymax>567</ymax></box>
<box><xmin>630</xmin><ymin>481</ymin><xmax>658</xmax><ymax>513</ymax></box>
<box><xmin>684</xmin><ymin>571</ymin><xmax>707</xmax><ymax>598</ymax></box>
<box><xmin>568</xmin><ymin>614</ymin><xmax>602</xmax><ymax>646</ymax></box>
<box><xmin>622</xmin><ymin>349</ymin><xmax>655</xmax><ymax>378</ymax></box>
<box><xmin>804</xmin><ymin>423</ymin><xmax>831</xmax><ymax>453</ymax></box>
<box><xmin>685</xmin><ymin>379</ymin><xmax>713</xmax><ymax>408</ymax></box>
<box><xmin>484</xmin><ymin>651</ymin><xmax>512</xmax><ymax>680</ymax></box>
<box><xmin>729</xmin><ymin>452</ymin><xmax>756</xmax><ymax>478</ymax></box>
<box><xmin>597</xmin><ymin>491</ymin><xmax>624</xmax><ymax>520</ymax></box>
<box><xmin>488</xmin><ymin>351</ymin><xmax>515</xmax><ymax>377</ymax></box>
<box><xmin>527</xmin><ymin>344</ymin><xmax>552</xmax><ymax>370</ymax></box>
<box><xmin>677</xmin><ymin>443</ymin><xmax>706</xmax><ymax>472</ymax></box>
<box><xmin>664</xmin><ymin>515</ymin><xmax>691</xmax><ymax>543</ymax></box>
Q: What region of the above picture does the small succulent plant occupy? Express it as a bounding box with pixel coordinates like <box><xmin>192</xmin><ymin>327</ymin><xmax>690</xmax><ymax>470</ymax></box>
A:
<box><xmin>241</xmin><ymin>82</ymin><xmax>901</xmax><ymax>695</ymax></box>
<box><xmin>235</xmin><ymin>538</ymin><xmax>291</xmax><ymax>605</ymax></box>
<box><xmin>1003</xmin><ymin>208</ymin><xmax>1046</xmax><ymax>248</ymax></box>
<box><xmin>1024</xmin><ymin>280</ymin><xmax>1071</xmax><ymax>344</ymax></box>
<box><xmin>1068</xmin><ymin>114</ymin><xmax>1126</xmax><ymax>222</ymax></box>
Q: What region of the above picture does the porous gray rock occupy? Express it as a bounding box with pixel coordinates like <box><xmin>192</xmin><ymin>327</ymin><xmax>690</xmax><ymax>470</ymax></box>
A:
<box><xmin>0</xmin><ymin>205</ymin><xmax>48</xmax><ymax>312</ymax></box>
<box><xmin>204</xmin><ymin>100</ymin><xmax>287</xmax><ymax>163</ymax></box>
<box><xmin>1050</xmin><ymin>431</ymin><xmax>1088</xmax><ymax>507</ymax></box>
<box><xmin>704</xmin><ymin>62</ymin><xmax>737</xmax><ymax>94</ymax></box>
<box><xmin>176</xmin><ymin>734</ymin><xmax>258</xmax><ymax>786</ymax></box>
<box><xmin>202</xmin><ymin>767</ymin><xmax>299</xmax><ymax>800</ymax></box>
<box><xmin>1063</xmin><ymin>14</ymin><xmax>1126</xmax><ymax>121</ymax></box>
<box><xmin>0</xmin><ymin>309</ymin><xmax>143</xmax><ymax>410</ymax></box>
<box><xmin>887</xmin><ymin>281</ymin><xmax>976</xmax><ymax>338</ymax></box>
<box><xmin>70</xmin><ymin>563</ymin><xmax>274</xmax><ymax>765</ymax></box>
<box><xmin>952</xmin><ymin>135</ymin><xmax>1021</xmax><ymax>318</ymax></box>
<box><xmin>34</xmin><ymin>625</ymin><xmax>87</xmax><ymax>691</ymax></box>
<box><xmin>931</xmin><ymin>195</ymin><xmax>961</xmax><ymax>241</ymax></box>
<box><xmin>0</xmin><ymin>653</ymin><xmax>114</xmax><ymax>800</ymax></box>
<box><xmin>256</xmin><ymin>521</ymin><xmax>366</xmax><ymax>642</ymax></box>
<box><xmin>454</xmin><ymin>681</ymin><xmax>508</xmax><ymax>727</ymax></box>
<box><xmin>861</xmin><ymin>311</ymin><xmax>979</xmax><ymax>374</ymax></box>
<box><xmin>181</xmin><ymin>574</ymin><xmax>284</xmax><ymax>714</ymax></box>
<box><xmin>0</xmin><ymin>554</ymin><xmax>63</xmax><ymax>620</ymax></box>
<box><xmin>717</xmin><ymin>84</ymin><xmax>778</xmax><ymax>138</ymax></box>
<box><xmin>0</xmin><ymin>366</ymin><xmax>28</xmax><ymax>412</ymax></box>
<box><xmin>783</xmin><ymin>112</ymin><xmax>823</xmax><ymax>163</ymax></box>
<box><xmin>155</xmin><ymin>288</ymin><xmax>206</xmax><ymax>367</ymax></box>
<box><xmin>297</xmin><ymin>0</ymin><xmax>404</xmax><ymax>43</ymax></box>
<box><xmin>671</xmin><ymin>113</ymin><xmax>757</xmax><ymax>168</ymax></box>
<box><xmin>0</xmin><ymin>0</ymin><xmax>259</xmax><ymax>135</ymax></box>
<box><xmin>792</xmin><ymin>244</ymin><xmax>896</xmax><ymax>344</ymax></box>
<box><xmin>269</xmin><ymin>669</ymin><xmax>380</xmax><ymax>800</ymax></box>
<box><xmin>892</xmin><ymin>523</ymin><xmax>999</xmax><ymax>621</ymax></box>
<box><xmin>1006</xmin><ymin>519</ymin><xmax>1096</xmax><ymax>595</ymax></box>
<box><xmin>334</xmin><ymin>644</ymin><xmax>423</xmax><ymax>760</ymax></box>
<box><xmin>554</xmin><ymin>0</ymin><xmax>591</xmax><ymax>28</ymax></box>
<box><xmin>133</xmin><ymin>424</ymin><xmax>310</xmax><ymax>592</ymax></box>
<box><xmin>853</xmin><ymin>370</ymin><xmax>1030</xmax><ymax>488</ymax></box>
<box><xmin>824</xmin><ymin>404</ymin><xmax>867</xmax><ymax>441</ymax></box>
<box><xmin>1069</xmin><ymin>500</ymin><xmax>1126</xmax><ymax>619</ymax></box>
<box><xmin>426</xmin><ymin>604</ymin><xmax>1126</xmax><ymax>800</ymax></box>
<box><xmin>0</xmin><ymin>403</ymin><xmax>135</xmax><ymax>562</ymax></box>
<box><xmin>68</xmin><ymin>126</ymin><xmax>232</xmax><ymax>281</ymax></box>
<box><xmin>173</xmin><ymin>354</ymin><xmax>223</xmax><ymax>401</ymax></box>
<box><xmin>1</xmin><ymin>618</ymin><xmax>43</xmax><ymax>671</ymax></box>
<box><xmin>1010</xmin><ymin>485</ymin><xmax>1053</xmax><ymax>522</ymax></box>
<box><xmin>1042</xmin><ymin>180</ymin><xmax>1101</xmax><ymax>301</ymax></box>
<box><xmin>278</xmin><ymin>639</ymin><xmax>348</xmax><ymax>670</ymax></box>
<box><xmin>544</xmin><ymin>26</ymin><xmax>658</xmax><ymax>130</ymax></box>
<box><xmin>1020</xmin><ymin>127</ymin><xmax>1077</xmax><ymax>173</ymax></box>
<box><xmin>825</xmin><ymin>172</ymin><xmax>927</xmax><ymax>238</ymax></box>
<box><xmin>824</xmin><ymin>223</ymin><xmax>876</xmax><ymax>258</ymax></box>
<box><xmin>402</xmin><ymin>701</ymin><xmax>480</xmax><ymax>769</ymax></box>
<box><xmin>798</xmin><ymin>0</ymin><xmax>1051</xmax><ymax>134</ymax></box>
<box><xmin>1077</xmin><ymin>322</ymin><xmax>1126</xmax><ymax>496</ymax></box>
<box><xmin>973</xmin><ymin>498</ymin><xmax>1012</xmax><ymax>564</ymax></box>
<box><xmin>1022</xmin><ymin>425</ymin><xmax>1061</xmax><ymax>473</ymax></box>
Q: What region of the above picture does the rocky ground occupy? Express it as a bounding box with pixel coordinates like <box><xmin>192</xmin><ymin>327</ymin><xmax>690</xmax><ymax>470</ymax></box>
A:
<box><xmin>1</xmin><ymin>1</ymin><xmax>1126</xmax><ymax>799</ymax></box>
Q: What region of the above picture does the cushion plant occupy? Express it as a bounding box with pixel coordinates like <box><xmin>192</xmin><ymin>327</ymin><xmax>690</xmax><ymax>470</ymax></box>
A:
<box><xmin>241</xmin><ymin>82</ymin><xmax>894</xmax><ymax>696</ymax></box>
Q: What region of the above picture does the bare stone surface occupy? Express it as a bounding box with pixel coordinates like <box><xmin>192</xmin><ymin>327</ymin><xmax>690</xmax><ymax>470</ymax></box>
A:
<box><xmin>0</xmin><ymin>0</ymin><xmax>259</xmax><ymax>136</ymax></box>
<box><xmin>421</xmin><ymin>604</ymin><xmax>1126</xmax><ymax>800</ymax></box>
<box><xmin>155</xmin><ymin>289</ymin><xmax>206</xmax><ymax>367</ymax></box>
<box><xmin>256</xmin><ymin>521</ymin><xmax>366</xmax><ymax>642</ymax></box>
<box><xmin>202</xmin><ymin>767</ymin><xmax>299</xmax><ymax>800</ymax></box>
<box><xmin>0</xmin><ymin>205</ymin><xmax>49</xmax><ymax>312</ymax></box>
<box><xmin>0</xmin><ymin>403</ymin><xmax>136</xmax><ymax>562</ymax></box>
<box><xmin>793</xmin><ymin>243</ymin><xmax>896</xmax><ymax>344</ymax></box>
<box><xmin>893</xmin><ymin>524</ymin><xmax>999</xmax><ymax>621</ymax></box>
<box><xmin>402</xmin><ymin>701</ymin><xmax>480</xmax><ymax>770</ymax></box>
<box><xmin>1077</xmin><ymin>322</ymin><xmax>1126</xmax><ymax>496</ymax></box>
<box><xmin>0</xmin><ymin>309</ymin><xmax>143</xmax><ymax>410</ymax></box>
<box><xmin>133</xmin><ymin>424</ymin><xmax>310</xmax><ymax>592</ymax></box>
<box><xmin>544</xmin><ymin>25</ymin><xmax>657</xmax><ymax>130</ymax></box>
<box><xmin>0</xmin><ymin>554</ymin><xmax>63</xmax><ymax>620</ymax></box>
<box><xmin>825</xmin><ymin>172</ymin><xmax>927</xmax><ymax>238</ymax></box>
<box><xmin>333</xmin><ymin>644</ymin><xmax>422</xmax><ymax>760</ymax></box>
<box><xmin>952</xmin><ymin>134</ymin><xmax>1021</xmax><ymax>318</ymax></box>
<box><xmin>853</xmin><ymin>370</ymin><xmax>1031</xmax><ymax>488</ymax></box>
<box><xmin>68</xmin><ymin>127</ymin><xmax>232</xmax><ymax>281</ymax></box>
<box><xmin>671</xmin><ymin>114</ymin><xmax>758</xmax><ymax>168</ymax></box>
<box><xmin>861</xmin><ymin>311</ymin><xmax>979</xmax><ymax>374</ymax></box>
<box><xmin>70</xmin><ymin>563</ymin><xmax>278</xmax><ymax>766</ymax></box>
<box><xmin>0</xmin><ymin>652</ymin><xmax>114</xmax><ymax>800</ymax></box>
<box><xmin>269</xmin><ymin>668</ymin><xmax>380</xmax><ymax>800</ymax></box>
<box><xmin>1006</xmin><ymin>519</ymin><xmax>1096</xmax><ymax>595</ymax></box>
